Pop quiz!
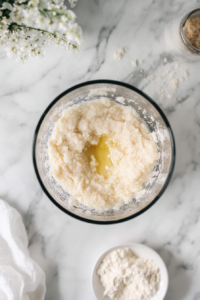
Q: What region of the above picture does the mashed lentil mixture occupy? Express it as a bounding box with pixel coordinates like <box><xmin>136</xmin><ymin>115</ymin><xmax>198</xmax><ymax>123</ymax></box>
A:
<box><xmin>48</xmin><ymin>98</ymin><xmax>158</xmax><ymax>210</ymax></box>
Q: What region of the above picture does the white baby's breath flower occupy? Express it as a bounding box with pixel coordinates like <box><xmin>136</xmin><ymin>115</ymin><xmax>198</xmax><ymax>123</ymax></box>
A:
<box><xmin>68</xmin><ymin>0</ymin><xmax>77</xmax><ymax>8</ymax></box>
<box><xmin>0</xmin><ymin>0</ymin><xmax>81</xmax><ymax>62</ymax></box>
<box><xmin>1</xmin><ymin>2</ymin><xmax>13</xmax><ymax>11</ymax></box>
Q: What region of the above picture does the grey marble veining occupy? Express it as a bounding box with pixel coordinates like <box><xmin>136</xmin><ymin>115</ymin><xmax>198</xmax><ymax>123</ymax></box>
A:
<box><xmin>0</xmin><ymin>0</ymin><xmax>200</xmax><ymax>299</ymax></box>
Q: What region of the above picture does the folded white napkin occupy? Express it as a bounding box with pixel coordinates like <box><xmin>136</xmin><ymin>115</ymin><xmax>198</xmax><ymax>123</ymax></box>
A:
<box><xmin>0</xmin><ymin>199</ymin><xmax>46</xmax><ymax>300</ymax></box>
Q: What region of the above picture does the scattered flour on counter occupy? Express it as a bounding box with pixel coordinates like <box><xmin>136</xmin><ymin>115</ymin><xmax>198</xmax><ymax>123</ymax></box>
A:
<box><xmin>97</xmin><ymin>248</ymin><xmax>160</xmax><ymax>300</ymax></box>
<box><xmin>171</xmin><ymin>78</ymin><xmax>179</xmax><ymax>89</ymax></box>
<box><xmin>132</xmin><ymin>59</ymin><xmax>138</xmax><ymax>66</ymax></box>
<box><xmin>130</xmin><ymin>57</ymin><xmax>189</xmax><ymax>105</ymax></box>
<box><xmin>131</xmin><ymin>59</ymin><xmax>146</xmax><ymax>78</ymax></box>
<box><xmin>143</xmin><ymin>61</ymin><xmax>189</xmax><ymax>104</ymax></box>
<box><xmin>131</xmin><ymin>59</ymin><xmax>144</xmax><ymax>67</ymax></box>
<box><xmin>114</xmin><ymin>47</ymin><xmax>128</xmax><ymax>60</ymax></box>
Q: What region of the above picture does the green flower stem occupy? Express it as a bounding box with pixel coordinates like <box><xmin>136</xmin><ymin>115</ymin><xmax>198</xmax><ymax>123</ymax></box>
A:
<box><xmin>8</xmin><ymin>22</ymin><xmax>77</xmax><ymax>49</ymax></box>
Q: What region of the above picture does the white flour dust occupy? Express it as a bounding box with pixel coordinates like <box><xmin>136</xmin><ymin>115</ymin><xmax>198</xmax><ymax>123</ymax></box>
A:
<box><xmin>98</xmin><ymin>248</ymin><xmax>160</xmax><ymax>300</ymax></box>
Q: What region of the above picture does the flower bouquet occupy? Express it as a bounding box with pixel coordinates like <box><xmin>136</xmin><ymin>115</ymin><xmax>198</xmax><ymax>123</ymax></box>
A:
<box><xmin>0</xmin><ymin>0</ymin><xmax>82</xmax><ymax>62</ymax></box>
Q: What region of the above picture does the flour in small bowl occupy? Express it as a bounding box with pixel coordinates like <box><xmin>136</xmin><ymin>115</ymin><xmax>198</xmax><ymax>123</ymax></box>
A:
<box><xmin>97</xmin><ymin>248</ymin><xmax>160</xmax><ymax>300</ymax></box>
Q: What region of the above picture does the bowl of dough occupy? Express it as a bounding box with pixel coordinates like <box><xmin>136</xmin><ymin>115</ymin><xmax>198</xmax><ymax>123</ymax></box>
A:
<box><xmin>33</xmin><ymin>80</ymin><xmax>175</xmax><ymax>224</ymax></box>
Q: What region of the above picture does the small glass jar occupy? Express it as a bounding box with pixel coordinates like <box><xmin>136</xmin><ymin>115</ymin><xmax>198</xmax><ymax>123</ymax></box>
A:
<box><xmin>165</xmin><ymin>8</ymin><xmax>200</xmax><ymax>60</ymax></box>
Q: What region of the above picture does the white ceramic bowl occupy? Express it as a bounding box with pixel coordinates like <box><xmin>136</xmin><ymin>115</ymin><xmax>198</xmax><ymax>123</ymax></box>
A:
<box><xmin>92</xmin><ymin>243</ymin><xmax>168</xmax><ymax>300</ymax></box>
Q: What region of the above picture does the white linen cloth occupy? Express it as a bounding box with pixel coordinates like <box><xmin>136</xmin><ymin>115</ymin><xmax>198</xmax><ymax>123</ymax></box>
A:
<box><xmin>0</xmin><ymin>199</ymin><xmax>46</xmax><ymax>300</ymax></box>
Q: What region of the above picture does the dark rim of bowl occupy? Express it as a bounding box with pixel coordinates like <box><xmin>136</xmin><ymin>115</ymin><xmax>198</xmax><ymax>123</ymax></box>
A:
<box><xmin>33</xmin><ymin>80</ymin><xmax>176</xmax><ymax>225</ymax></box>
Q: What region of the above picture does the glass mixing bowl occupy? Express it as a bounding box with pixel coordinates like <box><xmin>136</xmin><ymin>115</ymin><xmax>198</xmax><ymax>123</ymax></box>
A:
<box><xmin>33</xmin><ymin>80</ymin><xmax>175</xmax><ymax>224</ymax></box>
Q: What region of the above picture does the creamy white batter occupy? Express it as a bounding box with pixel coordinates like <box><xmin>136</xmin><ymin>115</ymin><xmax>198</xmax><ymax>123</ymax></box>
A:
<box><xmin>48</xmin><ymin>98</ymin><xmax>158</xmax><ymax>210</ymax></box>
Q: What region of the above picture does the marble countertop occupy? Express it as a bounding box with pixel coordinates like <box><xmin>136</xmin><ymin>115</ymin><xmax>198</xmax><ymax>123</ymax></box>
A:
<box><xmin>1</xmin><ymin>0</ymin><xmax>200</xmax><ymax>299</ymax></box>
